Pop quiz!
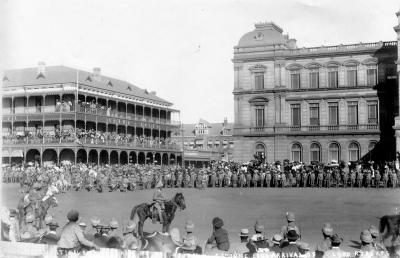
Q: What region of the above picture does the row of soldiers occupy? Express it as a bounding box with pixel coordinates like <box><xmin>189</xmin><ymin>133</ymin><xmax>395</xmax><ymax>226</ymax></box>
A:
<box><xmin>4</xmin><ymin>161</ymin><xmax>400</xmax><ymax>193</ymax></box>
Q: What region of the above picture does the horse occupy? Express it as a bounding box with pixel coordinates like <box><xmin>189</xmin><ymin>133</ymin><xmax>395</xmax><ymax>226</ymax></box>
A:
<box><xmin>130</xmin><ymin>192</ymin><xmax>186</xmax><ymax>237</ymax></box>
<box><xmin>17</xmin><ymin>195</ymin><xmax>58</xmax><ymax>229</ymax></box>
<box><xmin>379</xmin><ymin>214</ymin><xmax>400</xmax><ymax>247</ymax></box>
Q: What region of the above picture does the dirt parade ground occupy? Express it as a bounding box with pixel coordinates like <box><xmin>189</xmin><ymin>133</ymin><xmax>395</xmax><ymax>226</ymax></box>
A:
<box><xmin>2</xmin><ymin>183</ymin><xmax>400</xmax><ymax>253</ymax></box>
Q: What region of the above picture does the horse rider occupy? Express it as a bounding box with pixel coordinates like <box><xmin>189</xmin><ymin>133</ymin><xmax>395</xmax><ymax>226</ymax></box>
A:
<box><xmin>153</xmin><ymin>180</ymin><xmax>166</xmax><ymax>224</ymax></box>
<box><xmin>23</xmin><ymin>182</ymin><xmax>43</xmax><ymax>217</ymax></box>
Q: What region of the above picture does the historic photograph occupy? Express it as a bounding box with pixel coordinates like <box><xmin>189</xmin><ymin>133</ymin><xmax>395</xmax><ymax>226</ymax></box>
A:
<box><xmin>1</xmin><ymin>0</ymin><xmax>400</xmax><ymax>257</ymax></box>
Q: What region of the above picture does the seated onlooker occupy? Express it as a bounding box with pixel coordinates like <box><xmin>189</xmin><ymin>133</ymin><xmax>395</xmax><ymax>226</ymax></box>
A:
<box><xmin>41</xmin><ymin>222</ymin><xmax>60</xmax><ymax>245</ymax></box>
<box><xmin>315</xmin><ymin>223</ymin><xmax>333</xmax><ymax>258</ymax></box>
<box><xmin>181</xmin><ymin>220</ymin><xmax>198</xmax><ymax>251</ymax></box>
<box><xmin>20</xmin><ymin>213</ymin><xmax>40</xmax><ymax>240</ymax></box>
<box><xmin>57</xmin><ymin>210</ymin><xmax>99</xmax><ymax>255</ymax></box>
<box><xmin>249</xmin><ymin>220</ymin><xmax>269</xmax><ymax>252</ymax></box>
<box><xmin>269</xmin><ymin>234</ymin><xmax>283</xmax><ymax>253</ymax></box>
<box><xmin>369</xmin><ymin>225</ymin><xmax>387</xmax><ymax>251</ymax></box>
<box><xmin>122</xmin><ymin>220</ymin><xmax>139</xmax><ymax>250</ymax></box>
<box><xmin>206</xmin><ymin>217</ymin><xmax>230</xmax><ymax>252</ymax></box>
<box><xmin>280</xmin><ymin>230</ymin><xmax>300</xmax><ymax>257</ymax></box>
<box><xmin>322</xmin><ymin>234</ymin><xmax>347</xmax><ymax>258</ymax></box>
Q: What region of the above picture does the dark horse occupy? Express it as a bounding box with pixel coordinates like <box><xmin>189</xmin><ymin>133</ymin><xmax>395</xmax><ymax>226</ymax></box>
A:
<box><xmin>17</xmin><ymin>195</ymin><xmax>58</xmax><ymax>229</ymax></box>
<box><xmin>379</xmin><ymin>214</ymin><xmax>400</xmax><ymax>247</ymax></box>
<box><xmin>130</xmin><ymin>192</ymin><xmax>186</xmax><ymax>237</ymax></box>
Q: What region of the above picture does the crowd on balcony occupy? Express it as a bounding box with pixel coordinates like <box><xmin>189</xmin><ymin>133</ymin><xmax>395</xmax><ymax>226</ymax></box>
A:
<box><xmin>55</xmin><ymin>99</ymin><xmax>74</xmax><ymax>112</ymax></box>
<box><xmin>2</xmin><ymin>128</ymin><xmax>179</xmax><ymax>149</ymax></box>
<box><xmin>77</xmin><ymin>100</ymin><xmax>112</xmax><ymax>115</ymax></box>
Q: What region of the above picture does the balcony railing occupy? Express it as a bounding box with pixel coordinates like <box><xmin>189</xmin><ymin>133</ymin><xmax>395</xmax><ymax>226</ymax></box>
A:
<box><xmin>3</xmin><ymin>136</ymin><xmax>181</xmax><ymax>151</ymax></box>
<box><xmin>235</xmin><ymin>124</ymin><xmax>380</xmax><ymax>134</ymax></box>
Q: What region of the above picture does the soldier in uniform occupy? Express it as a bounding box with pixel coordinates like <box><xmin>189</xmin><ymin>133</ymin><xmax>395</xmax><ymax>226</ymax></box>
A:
<box><xmin>252</xmin><ymin>171</ymin><xmax>259</xmax><ymax>188</ymax></box>
<box><xmin>239</xmin><ymin>172</ymin><xmax>246</xmax><ymax>188</ymax></box>
<box><xmin>391</xmin><ymin>170</ymin><xmax>398</xmax><ymax>188</ymax></box>
<box><xmin>171</xmin><ymin>171</ymin><xmax>176</xmax><ymax>188</ymax></box>
<box><xmin>183</xmin><ymin>172</ymin><xmax>190</xmax><ymax>188</ymax></box>
<box><xmin>287</xmin><ymin>171</ymin><xmax>293</xmax><ymax>188</ymax></box>
<box><xmin>357</xmin><ymin>169</ymin><xmax>363</xmax><ymax>188</ymax></box>
<box><xmin>265</xmin><ymin>171</ymin><xmax>271</xmax><ymax>188</ymax></box>
<box><xmin>210</xmin><ymin>171</ymin><xmax>217</xmax><ymax>188</ymax></box>
<box><xmin>281</xmin><ymin>172</ymin><xmax>286</xmax><ymax>188</ymax></box>
<box><xmin>350</xmin><ymin>170</ymin><xmax>356</xmax><ymax>188</ymax></box>
<box><xmin>218</xmin><ymin>172</ymin><xmax>224</xmax><ymax>188</ymax></box>
<box><xmin>20</xmin><ymin>212</ymin><xmax>40</xmax><ymax>240</ymax></box>
<box><xmin>374</xmin><ymin>170</ymin><xmax>381</xmax><ymax>188</ymax></box>
<box><xmin>177</xmin><ymin>172</ymin><xmax>183</xmax><ymax>188</ymax></box>
<box><xmin>309</xmin><ymin>171</ymin><xmax>315</xmax><ymax>187</ymax></box>
<box><xmin>231</xmin><ymin>171</ymin><xmax>238</xmax><ymax>187</ymax></box>
<box><xmin>383</xmin><ymin>170</ymin><xmax>389</xmax><ymax>188</ymax></box>
<box><xmin>342</xmin><ymin>170</ymin><xmax>349</xmax><ymax>188</ymax></box>
<box><xmin>365</xmin><ymin>171</ymin><xmax>372</xmax><ymax>188</ymax></box>
<box><xmin>246</xmin><ymin>172</ymin><xmax>252</xmax><ymax>188</ymax></box>
<box><xmin>260</xmin><ymin>169</ymin><xmax>266</xmax><ymax>187</ymax></box>
<box><xmin>153</xmin><ymin>180</ymin><xmax>166</xmax><ymax>223</ymax></box>
<box><xmin>317</xmin><ymin>170</ymin><xmax>324</xmax><ymax>188</ymax></box>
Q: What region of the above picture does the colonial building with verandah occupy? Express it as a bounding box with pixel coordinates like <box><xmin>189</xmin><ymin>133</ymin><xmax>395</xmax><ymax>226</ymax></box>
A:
<box><xmin>2</xmin><ymin>64</ymin><xmax>182</xmax><ymax>165</ymax></box>
<box><xmin>232</xmin><ymin>22</ymin><xmax>398</xmax><ymax>164</ymax></box>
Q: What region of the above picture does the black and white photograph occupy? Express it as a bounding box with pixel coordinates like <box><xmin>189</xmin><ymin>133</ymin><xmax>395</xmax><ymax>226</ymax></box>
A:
<box><xmin>1</xmin><ymin>0</ymin><xmax>400</xmax><ymax>257</ymax></box>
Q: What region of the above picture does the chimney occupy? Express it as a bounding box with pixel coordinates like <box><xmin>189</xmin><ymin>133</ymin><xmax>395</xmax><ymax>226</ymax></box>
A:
<box><xmin>93</xmin><ymin>67</ymin><xmax>101</xmax><ymax>81</ymax></box>
<box><xmin>37</xmin><ymin>61</ymin><xmax>46</xmax><ymax>75</ymax></box>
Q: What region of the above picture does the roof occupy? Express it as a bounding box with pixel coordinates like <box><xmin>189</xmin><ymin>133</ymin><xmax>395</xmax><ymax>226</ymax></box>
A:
<box><xmin>237</xmin><ymin>22</ymin><xmax>291</xmax><ymax>47</ymax></box>
<box><xmin>2</xmin><ymin>65</ymin><xmax>172</xmax><ymax>105</ymax></box>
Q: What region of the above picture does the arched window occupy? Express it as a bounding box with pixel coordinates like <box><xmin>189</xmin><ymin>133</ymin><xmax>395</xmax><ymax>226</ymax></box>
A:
<box><xmin>291</xmin><ymin>143</ymin><xmax>302</xmax><ymax>162</ymax></box>
<box><xmin>348</xmin><ymin>142</ymin><xmax>360</xmax><ymax>161</ymax></box>
<box><xmin>328</xmin><ymin>143</ymin><xmax>340</xmax><ymax>162</ymax></box>
<box><xmin>310</xmin><ymin>143</ymin><xmax>321</xmax><ymax>162</ymax></box>
<box><xmin>255</xmin><ymin>143</ymin><xmax>266</xmax><ymax>159</ymax></box>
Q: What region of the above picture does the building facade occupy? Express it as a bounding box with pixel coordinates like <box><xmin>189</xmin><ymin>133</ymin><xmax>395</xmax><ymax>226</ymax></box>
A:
<box><xmin>232</xmin><ymin>22</ymin><xmax>397</xmax><ymax>163</ymax></box>
<box><xmin>2</xmin><ymin>64</ymin><xmax>182</xmax><ymax>165</ymax></box>
<box><xmin>172</xmin><ymin>118</ymin><xmax>234</xmax><ymax>167</ymax></box>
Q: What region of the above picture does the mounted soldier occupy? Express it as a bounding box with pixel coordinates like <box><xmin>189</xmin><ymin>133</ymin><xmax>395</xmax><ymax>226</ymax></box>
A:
<box><xmin>153</xmin><ymin>180</ymin><xmax>166</xmax><ymax>224</ymax></box>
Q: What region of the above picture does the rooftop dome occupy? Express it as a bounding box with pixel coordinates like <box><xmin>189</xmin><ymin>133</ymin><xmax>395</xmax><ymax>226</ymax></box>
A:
<box><xmin>237</xmin><ymin>22</ymin><xmax>296</xmax><ymax>48</ymax></box>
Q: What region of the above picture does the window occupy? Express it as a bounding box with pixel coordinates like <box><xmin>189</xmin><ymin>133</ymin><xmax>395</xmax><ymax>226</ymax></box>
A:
<box><xmin>310</xmin><ymin>143</ymin><xmax>321</xmax><ymax>162</ymax></box>
<box><xmin>367</xmin><ymin>68</ymin><xmax>377</xmax><ymax>85</ymax></box>
<box><xmin>291</xmin><ymin>104</ymin><xmax>301</xmax><ymax>126</ymax></box>
<box><xmin>309</xmin><ymin>104</ymin><xmax>319</xmax><ymax>126</ymax></box>
<box><xmin>328</xmin><ymin>70</ymin><xmax>338</xmax><ymax>88</ymax></box>
<box><xmin>329</xmin><ymin>143</ymin><xmax>340</xmax><ymax>162</ymax></box>
<box><xmin>309</xmin><ymin>71</ymin><xmax>319</xmax><ymax>88</ymax></box>
<box><xmin>348</xmin><ymin>102</ymin><xmax>358</xmax><ymax>125</ymax></box>
<box><xmin>291</xmin><ymin>143</ymin><xmax>302</xmax><ymax>162</ymax></box>
<box><xmin>348</xmin><ymin>142</ymin><xmax>360</xmax><ymax>161</ymax></box>
<box><xmin>347</xmin><ymin>68</ymin><xmax>357</xmax><ymax>86</ymax></box>
<box><xmin>255</xmin><ymin>108</ymin><xmax>264</xmax><ymax>127</ymax></box>
<box><xmin>255</xmin><ymin>143</ymin><xmax>265</xmax><ymax>159</ymax></box>
<box><xmin>255</xmin><ymin>73</ymin><xmax>264</xmax><ymax>89</ymax></box>
<box><xmin>328</xmin><ymin>103</ymin><xmax>339</xmax><ymax>125</ymax></box>
<box><xmin>291</xmin><ymin>73</ymin><xmax>301</xmax><ymax>89</ymax></box>
<box><xmin>368</xmin><ymin>101</ymin><xmax>378</xmax><ymax>124</ymax></box>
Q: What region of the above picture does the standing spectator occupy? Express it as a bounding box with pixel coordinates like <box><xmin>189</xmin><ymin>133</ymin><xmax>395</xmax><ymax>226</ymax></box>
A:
<box><xmin>280</xmin><ymin>230</ymin><xmax>300</xmax><ymax>258</ymax></box>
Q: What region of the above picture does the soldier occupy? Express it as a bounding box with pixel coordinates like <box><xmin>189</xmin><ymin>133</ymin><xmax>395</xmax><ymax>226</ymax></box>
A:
<box><xmin>239</xmin><ymin>172</ymin><xmax>246</xmax><ymax>188</ymax></box>
<box><xmin>224</xmin><ymin>171</ymin><xmax>230</xmax><ymax>188</ymax></box>
<box><xmin>153</xmin><ymin>180</ymin><xmax>166</xmax><ymax>223</ymax></box>
<box><xmin>295</xmin><ymin>171</ymin><xmax>301</xmax><ymax>187</ymax></box>
<box><xmin>365</xmin><ymin>171</ymin><xmax>372</xmax><ymax>188</ymax></box>
<box><xmin>202</xmin><ymin>172</ymin><xmax>208</xmax><ymax>189</ymax></box>
<box><xmin>357</xmin><ymin>169</ymin><xmax>363</xmax><ymax>188</ymax></box>
<box><xmin>350</xmin><ymin>170</ymin><xmax>356</xmax><ymax>188</ymax></box>
<box><xmin>260</xmin><ymin>169</ymin><xmax>266</xmax><ymax>187</ymax></box>
<box><xmin>281</xmin><ymin>172</ymin><xmax>286</xmax><ymax>188</ymax></box>
<box><xmin>342</xmin><ymin>170</ymin><xmax>348</xmax><ymax>188</ymax></box>
<box><xmin>171</xmin><ymin>171</ymin><xmax>176</xmax><ymax>188</ymax></box>
<box><xmin>375</xmin><ymin>170</ymin><xmax>381</xmax><ymax>189</ymax></box>
<box><xmin>231</xmin><ymin>172</ymin><xmax>238</xmax><ymax>187</ymax></box>
<box><xmin>265</xmin><ymin>171</ymin><xmax>271</xmax><ymax>188</ymax></box>
<box><xmin>382</xmin><ymin>170</ymin><xmax>389</xmax><ymax>188</ymax></box>
<box><xmin>210</xmin><ymin>171</ymin><xmax>217</xmax><ymax>188</ymax></box>
<box><xmin>317</xmin><ymin>170</ymin><xmax>323</xmax><ymax>188</ymax></box>
<box><xmin>252</xmin><ymin>171</ymin><xmax>259</xmax><ymax>188</ymax></box>
<box><xmin>177</xmin><ymin>172</ymin><xmax>183</xmax><ymax>188</ymax></box>
<box><xmin>246</xmin><ymin>172</ymin><xmax>252</xmax><ymax>188</ymax></box>
<box><xmin>183</xmin><ymin>172</ymin><xmax>190</xmax><ymax>188</ymax></box>
<box><xmin>324</xmin><ymin>170</ymin><xmax>331</xmax><ymax>188</ymax></box>
<box><xmin>310</xmin><ymin>171</ymin><xmax>315</xmax><ymax>187</ymax></box>
<box><xmin>288</xmin><ymin>172</ymin><xmax>293</xmax><ymax>188</ymax></box>
<box><xmin>391</xmin><ymin>170</ymin><xmax>398</xmax><ymax>188</ymax></box>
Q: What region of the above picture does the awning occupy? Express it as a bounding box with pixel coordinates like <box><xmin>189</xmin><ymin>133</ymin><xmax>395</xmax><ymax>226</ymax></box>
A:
<box><xmin>189</xmin><ymin>142</ymin><xmax>194</xmax><ymax>145</ymax></box>
<box><xmin>11</xmin><ymin>149</ymin><xmax>24</xmax><ymax>157</ymax></box>
<box><xmin>223</xmin><ymin>140</ymin><xmax>228</xmax><ymax>145</ymax></box>
<box><xmin>208</xmin><ymin>140</ymin><xmax>213</xmax><ymax>144</ymax></box>
<box><xmin>215</xmin><ymin>140</ymin><xmax>220</xmax><ymax>144</ymax></box>
<box><xmin>195</xmin><ymin>140</ymin><xmax>204</xmax><ymax>145</ymax></box>
<box><xmin>2</xmin><ymin>150</ymin><xmax>10</xmax><ymax>157</ymax></box>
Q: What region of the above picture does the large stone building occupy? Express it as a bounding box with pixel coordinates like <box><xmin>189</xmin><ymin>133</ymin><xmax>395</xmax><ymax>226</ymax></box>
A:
<box><xmin>2</xmin><ymin>64</ymin><xmax>182</xmax><ymax>165</ymax></box>
<box><xmin>232</xmin><ymin>21</ymin><xmax>398</xmax><ymax>163</ymax></box>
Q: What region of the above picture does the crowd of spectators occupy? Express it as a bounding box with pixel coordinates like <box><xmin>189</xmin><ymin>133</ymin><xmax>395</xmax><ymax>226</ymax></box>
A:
<box><xmin>55</xmin><ymin>99</ymin><xmax>74</xmax><ymax>112</ymax></box>
<box><xmin>2</xmin><ymin>128</ymin><xmax>179</xmax><ymax>149</ymax></box>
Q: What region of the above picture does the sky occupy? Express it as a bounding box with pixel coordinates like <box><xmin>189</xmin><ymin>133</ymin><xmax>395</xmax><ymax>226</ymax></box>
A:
<box><xmin>1</xmin><ymin>0</ymin><xmax>400</xmax><ymax>123</ymax></box>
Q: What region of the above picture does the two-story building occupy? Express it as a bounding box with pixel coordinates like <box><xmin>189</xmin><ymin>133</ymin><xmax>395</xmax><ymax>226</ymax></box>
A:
<box><xmin>232</xmin><ymin>22</ymin><xmax>397</xmax><ymax>163</ymax></box>
<box><xmin>2</xmin><ymin>64</ymin><xmax>182</xmax><ymax>165</ymax></box>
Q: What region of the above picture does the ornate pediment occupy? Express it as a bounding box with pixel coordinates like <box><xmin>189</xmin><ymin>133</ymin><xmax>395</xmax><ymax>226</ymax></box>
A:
<box><xmin>342</xmin><ymin>59</ymin><xmax>360</xmax><ymax>67</ymax></box>
<box><xmin>286</xmin><ymin>63</ymin><xmax>304</xmax><ymax>71</ymax></box>
<box><xmin>304</xmin><ymin>62</ymin><xmax>322</xmax><ymax>70</ymax></box>
<box><xmin>361</xmin><ymin>58</ymin><xmax>378</xmax><ymax>66</ymax></box>
<box><xmin>325</xmin><ymin>60</ymin><xmax>341</xmax><ymax>68</ymax></box>
<box><xmin>249</xmin><ymin>64</ymin><xmax>267</xmax><ymax>73</ymax></box>
<box><xmin>249</xmin><ymin>96</ymin><xmax>269</xmax><ymax>105</ymax></box>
